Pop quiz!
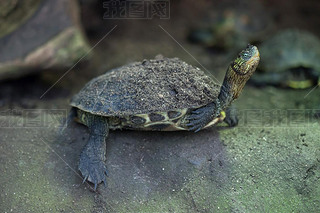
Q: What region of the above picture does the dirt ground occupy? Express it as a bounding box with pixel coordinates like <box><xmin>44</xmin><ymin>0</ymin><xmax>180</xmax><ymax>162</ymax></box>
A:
<box><xmin>0</xmin><ymin>0</ymin><xmax>320</xmax><ymax>212</ymax></box>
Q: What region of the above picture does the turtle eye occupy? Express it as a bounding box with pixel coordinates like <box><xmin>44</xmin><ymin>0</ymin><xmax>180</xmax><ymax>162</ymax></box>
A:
<box><xmin>241</xmin><ymin>51</ymin><xmax>251</xmax><ymax>60</ymax></box>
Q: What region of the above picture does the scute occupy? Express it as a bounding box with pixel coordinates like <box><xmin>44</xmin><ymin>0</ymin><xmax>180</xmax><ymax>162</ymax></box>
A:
<box><xmin>71</xmin><ymin>56</ymin><xmax>220</xmax><ymax>116</ymax></box>
<box><xmin>149</xmin><ymin>113</ymin><xmax>165</xmax><ymax>122</ymax></box>
<box><xmin>167</xmin><ymin>111</ymin><xmax>182</xmax><ymax>119</ymax></box>
<box><xmin>129</xmin><ymin>116</ymin><xmax>146</xmax><ymax>125</ymax></box>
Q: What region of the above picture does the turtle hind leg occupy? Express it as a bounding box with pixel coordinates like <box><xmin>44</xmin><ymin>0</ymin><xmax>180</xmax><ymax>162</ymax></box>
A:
<box><xmin>79</xmin><ymin>134</ymin><xmax>108</xmax><ymax>190</ymax></box>
<box><xmin>79</xmin><ymin>114</ymin><xmax>109</xmax><ymax>190</ymax></box>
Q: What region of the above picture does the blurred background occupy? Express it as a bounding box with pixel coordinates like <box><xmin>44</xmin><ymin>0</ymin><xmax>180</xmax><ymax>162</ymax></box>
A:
<box><xmin>1</xmin><ymin>0</ymin><xmax>320</xmax><ymax>109</ymax></box>
<box><xmin>0</xmin><ymin>0</ymin><xmax>319</xmax><ymax>212</ymax></box>
<box><xmin>1</xmin><ymin>0</ymin><xmax>320</xmax><ymax>107</ymax></box>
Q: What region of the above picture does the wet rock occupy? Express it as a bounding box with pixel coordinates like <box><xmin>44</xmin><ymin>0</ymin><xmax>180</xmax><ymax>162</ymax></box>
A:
<box><xmin>95</xmin><ymin>128</ymin><xmax>231</xmax><ymax>212</ymax></box>
<box><xmin>0</xmin><ymin>0</ymin><xmax>90</xmax><ymax>80</ymax></box>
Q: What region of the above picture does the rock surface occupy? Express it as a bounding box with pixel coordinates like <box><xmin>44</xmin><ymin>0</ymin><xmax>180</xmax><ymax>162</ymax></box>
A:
<box><xmin>0</xmin><ymin>0</ymin><xmax>90</xmax><ymax>80</ymax></box>
<box><xmin>0</xmin><ymin>0</ymin><xmax>320</xmax><ymax>212</ymax></box>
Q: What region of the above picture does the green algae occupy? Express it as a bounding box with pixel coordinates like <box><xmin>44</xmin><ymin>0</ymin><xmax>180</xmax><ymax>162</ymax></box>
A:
<box><xmin>219</xmin><ymin>124</ymin><xmax>320</xmax><ymax>212</ymax></box>
<box><xmin>56</xmin><ymin>28</ymin><xmax>91</xmax><ymax>65</ymax></box>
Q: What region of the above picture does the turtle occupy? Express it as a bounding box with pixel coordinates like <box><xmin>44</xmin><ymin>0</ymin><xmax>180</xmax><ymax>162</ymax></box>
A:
<box><xmin>65</xmin><ymin>44</ymin><xmax>260</xmax><ymax>189</ymax></box>
<box><xmin>188</xmin><ymin>0</ymin><xmax>273</xmax><ymax>51</ymax></box>
<box><xmin>251</xmin><ymin>29</ymin><xmax>320</xmax><ymax>89</ymax></box>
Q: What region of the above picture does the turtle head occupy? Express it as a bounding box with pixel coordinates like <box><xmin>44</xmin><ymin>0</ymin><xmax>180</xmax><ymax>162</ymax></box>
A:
<box><xmin>218</xmin><ymin>44</ymin><xmax>260</xmax><ymax>108</ymax></box>
<box><xmin>232</xmin><ymin>44</ymin><xmax>260</xmax><ymax>77</ymax></box>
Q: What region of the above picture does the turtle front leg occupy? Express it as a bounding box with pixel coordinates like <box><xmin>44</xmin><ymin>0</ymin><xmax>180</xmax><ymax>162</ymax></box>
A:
<box><xmin>224</xmin><ymin>106</ymin><xmax>238</xmax><ymax>127</ymax></box>
<box><xmin>79</xmin><ymin>115</ymin><xmax>109</xmax><ymax>190</ymax></box>
<box><xmin>185</xmin><ymin>100</ymin><xmax>221</xmax><ymax>132</ymax></box>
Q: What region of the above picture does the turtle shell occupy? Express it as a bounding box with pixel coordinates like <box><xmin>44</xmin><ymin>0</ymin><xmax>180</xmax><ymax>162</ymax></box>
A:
<box><xmin>259</xmin><ymin>29</ymin><xmax>320</xmax><ymax>73</ymax></box>
<box><xmin>71</xmin><ymin>56</ymin><xmax>221</xmax><ymax>116</ymax></box>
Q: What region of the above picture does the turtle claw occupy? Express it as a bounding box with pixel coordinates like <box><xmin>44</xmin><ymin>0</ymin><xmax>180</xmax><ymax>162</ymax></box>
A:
<box><xmin>185</xmin><ymin>102</ymin><xmax>219</xmax><ymax>132</ymax></box>
<box><xmin>186</xmin><ymin>118</ymin><xmax>206</xmax><ymax>132</ymax></box>
<box><xmin>79</xmin><ymin>152</ymin><xmax>108</xmax><ymax>190</ymax></box>
<box><xmin>224</xmin><ymin>115</ymin><xmax>238</xmax><ymax>127</ymax></box>
<box><xmin>103</xmin><ymin>176</ymin><xmax>107</xmax><ymax>187</ymax></box>
<box><xmin>224</xmin><ymin>107</ymin><xmax>238</xmax><ymax>127</ymax></box>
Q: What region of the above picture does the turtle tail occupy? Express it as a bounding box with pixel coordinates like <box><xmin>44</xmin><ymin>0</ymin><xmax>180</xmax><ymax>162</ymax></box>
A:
<box><xmin>59</xmin><ymin>107</ymin><xmax>77</xmax><ymax>135</ymax></box>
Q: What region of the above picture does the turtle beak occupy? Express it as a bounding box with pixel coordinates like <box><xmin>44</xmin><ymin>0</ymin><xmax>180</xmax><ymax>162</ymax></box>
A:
<box><xmin>242</xmin><ymin>45</ymin><xmax>260</xmax><ymax>76</ymax></box>
<box><xmin>247</xmin><ymin>46</ymin><xmax>260</xmax><ymax>65</ymax></box>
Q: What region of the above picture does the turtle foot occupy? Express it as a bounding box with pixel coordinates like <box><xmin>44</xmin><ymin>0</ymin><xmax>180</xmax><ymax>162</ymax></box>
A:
<box><xmin>224</xmin><ymin>107</ymin><xmax>238</xmax><ymax>127</ymax></box>
<box><xmin>186</xmin><ymin>107</ymin><xmax>211</xmax><ymax>132</ymax></box>
<box><xmin>79</xmin><ymin>152</ymin><xmax>108</xmax><ymax>190</ymax></box>
<box><xmin>186</xmin><ymin>102</ymin><xmax>219</xmax><ymax>132</ymax></box>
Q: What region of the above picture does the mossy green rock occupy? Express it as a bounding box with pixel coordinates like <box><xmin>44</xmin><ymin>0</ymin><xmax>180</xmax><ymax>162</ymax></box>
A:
<box><xmin>0</xmin><ymin>0</ymin><xmax>42</xmax><ymax>38</ymax></box>
<box><xmin>0</xmin><ymin>0</ymin><xmax>90</xmax><ymax>80</ymax></box>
